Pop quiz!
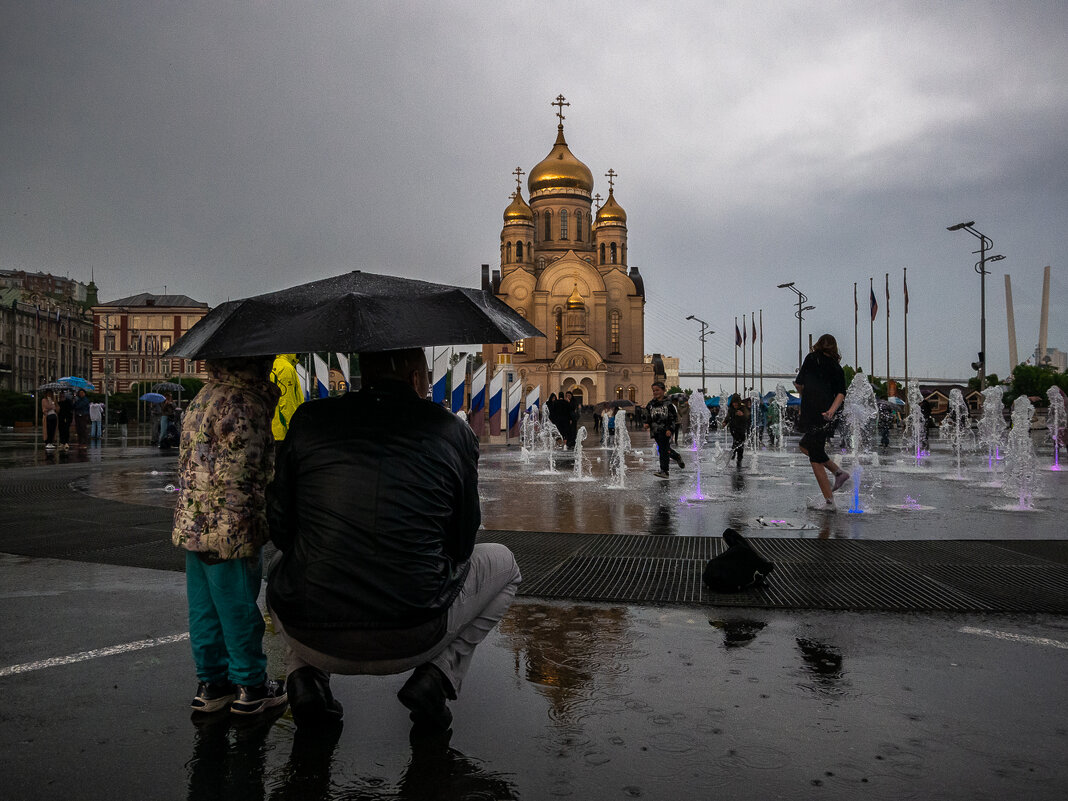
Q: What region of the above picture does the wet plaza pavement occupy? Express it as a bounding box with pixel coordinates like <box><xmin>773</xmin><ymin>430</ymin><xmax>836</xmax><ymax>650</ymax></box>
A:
<box><xmin>1</xmin><ymin>430</ymin><xmax>1067</xmax><ymax>799</ymax></box>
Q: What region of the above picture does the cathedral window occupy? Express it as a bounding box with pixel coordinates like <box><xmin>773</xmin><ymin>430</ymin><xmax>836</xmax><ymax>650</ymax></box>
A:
<box><xmin>560</xmin><ymin>209</ymin><xmax>568</xmax><ymax>239</ymax></box>
<box><xmin>544</xmin><ymin>211</ymin><xmax>552</xmax><ymax>241</ymax></box>
<box><xmin>610</xmin><ymin>242</ymin><xmax>618</xmax><ymax>264</ymax></box>
<box><xmin>505</xmin><ymin>242</ymin><xmax>512</xmax><ymax>263</ymax></box>
<box><xmin>533</xmin><ymin>213</ymin><xmax>539</xmax><ymax>243</ymax></box>
<box><xmin>599</xmin><ymin>243</ymin><xmax>606</xmax><ymax>264</ymax></box>
<box><xmin>516</xmin><ymin>241</ymin><xmax>524</xmax><ymax>260</ymax></box>
<box><xmin>609</xmin><ymin>310</ymin><xmax>621</xmax><ymax>354</ymax></box>
<box><xmin>575</xmin><ymin>211</ymin><xmax>583</xmax><ymax>242</ymax></box>
<box><xmin>615</xmin><ymin>385</ymin><xmax>625</xmax><ymax>400</ymax></box>
<box><xmin>628</xmin><ymin>386</ymin><xmax>637</xmax><ymax>402</ymax></box>
<box><xmin>554</xmin><ymin>307</ymin><xmax>563</xmax><ymax>351</ymax></box>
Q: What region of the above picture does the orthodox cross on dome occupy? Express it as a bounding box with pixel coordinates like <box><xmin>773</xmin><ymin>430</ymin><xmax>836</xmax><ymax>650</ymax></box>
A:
<box><xmin>512</xmin><ymin>166</ymin><xmax>525</xmax><ymax>192</ymax></box>
<box><xmin>605</xmin><ymin>168</ymin><xmax>617</xmax><ymax>190</ymax></box>
<box><xmin>552</xmin><ymin>94</ymin><xmax>570</xmax><ymax>125</ymax></box>
<box><xmin>594</xmin><ymin>193</ymin><xmax>602</xmax><ymax>208</ymax></box>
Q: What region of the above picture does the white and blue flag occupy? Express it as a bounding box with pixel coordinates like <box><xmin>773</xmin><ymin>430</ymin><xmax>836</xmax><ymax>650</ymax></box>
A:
<box><xmin>450</xmin><ymin>359</ymin><xmax>467</xmax><ymax>412</ymax></box>
<box><xmin>431</xmin><ymin>350</ymin><xmax>450</xmax><ymax>404</ymax></box>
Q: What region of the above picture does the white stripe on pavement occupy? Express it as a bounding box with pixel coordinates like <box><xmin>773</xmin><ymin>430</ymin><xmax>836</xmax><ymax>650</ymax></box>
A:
<box><xmin>0</xmin><ymin>632</ymin><xmax>190</xmax><ymax>677</ymax></box>
<box><xmin>958</xmin><ymin>626</ymin><xmax>1068</xmax><ymax>650</ymax></box>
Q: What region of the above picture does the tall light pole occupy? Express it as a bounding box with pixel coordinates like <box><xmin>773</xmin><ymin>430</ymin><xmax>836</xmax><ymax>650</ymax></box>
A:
<box><xmin>777</xmin><ymin>282</ymin><xmax>814</xmax><ymax>371</ymax></box>
<box><xmin>685</xmin><ymin>314</ymin><xmax>712</xmax><ymax>394</ymax></box>
<box><xmin>947</xmin><ymin>221</ymin><xmax>1003</xmax><ymax>391</ymax></box>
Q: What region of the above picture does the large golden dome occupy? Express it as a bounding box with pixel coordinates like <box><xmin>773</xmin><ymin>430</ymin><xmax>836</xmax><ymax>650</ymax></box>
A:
<box><xmin>595</xmin><ymin>189</ymin><xmax>627</xmax><ymax>224</ymax></box>
<box><xmin>566</xmin><ymin>283</ymin><xmax>585</xmax><ymax>309</ymax></box>
<box><xmin>528</xmin><ymin>126</ymin><xmax>594</xmax><ymax>194</ymax></box>
<box><xmin>503</xmin><ymin>191</ymin><xmax>533</xmax><ymax>222</ymax></box>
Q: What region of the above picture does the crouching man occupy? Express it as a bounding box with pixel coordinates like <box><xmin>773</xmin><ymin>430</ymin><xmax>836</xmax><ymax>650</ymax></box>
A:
<box><xmin>266</xmin><ymin>348</ymin><xmax>521</xmax><ymax>734</ymax></box>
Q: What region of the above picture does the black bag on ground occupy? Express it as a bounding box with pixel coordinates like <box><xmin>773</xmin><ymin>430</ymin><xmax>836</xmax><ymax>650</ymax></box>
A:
<box><xmin>702</xmin><ymin>528</ymin><xmax>775</xmax><ymax>592</ymax></box>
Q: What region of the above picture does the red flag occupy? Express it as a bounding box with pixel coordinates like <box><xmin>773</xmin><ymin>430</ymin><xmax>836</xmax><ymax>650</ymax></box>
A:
<box><xmin>904</xmin><ymin>272</ymin><xmax>909</xmax><ymax>314</ymax></box>
<box><xmin>735</xmin><ymin>323</ymin><xmax>742</xmax><ymax>347</ymax></box>
<box><xmin>752</xmin><ymin>318</ymin><xmax>757</xmax><ymax>342</ymax></box>
<box><xmin>870</xmin><ymin>287</ymin><xmax>878</xmax><ymax>321</ymax></box>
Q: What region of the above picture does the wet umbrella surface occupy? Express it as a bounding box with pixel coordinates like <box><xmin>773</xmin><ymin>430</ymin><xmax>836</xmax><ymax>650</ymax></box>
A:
<box><xmin>164</xmin><ymin>270</ymin><xmax>543</xmax><ymax>360</ymax></box>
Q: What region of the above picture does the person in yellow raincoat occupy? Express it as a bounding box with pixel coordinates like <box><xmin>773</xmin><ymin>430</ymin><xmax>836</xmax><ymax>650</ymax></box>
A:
<box><xmin>270</xmin><ymin>354</ymin><xmax>305</xmax><ymax>442</ymax></box>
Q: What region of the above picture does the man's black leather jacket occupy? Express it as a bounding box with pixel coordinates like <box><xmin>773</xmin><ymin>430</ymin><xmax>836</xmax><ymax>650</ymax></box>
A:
<box><xmin>266</xmin><ymin>380</ymin><xmax>480</xmax><ymax>631</ymax></box>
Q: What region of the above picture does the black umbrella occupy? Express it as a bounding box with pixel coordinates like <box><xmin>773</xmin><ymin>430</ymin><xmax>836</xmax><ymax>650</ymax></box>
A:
<box><xmin>594</xmin><ymin>399</ymin><xmax>636</xmax><ymax>413</ymax></box>
<box><xmin>164</xmin><ymin>270</ymin><xmax>544</xmax><ymax>360</ymax></box>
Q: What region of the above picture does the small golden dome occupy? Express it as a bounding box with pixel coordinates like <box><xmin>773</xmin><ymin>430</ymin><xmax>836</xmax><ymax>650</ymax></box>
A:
<box><xmin>503</xmin><ymin>191</ymin><xmax>533</xmax><ymax>223</ymax></box>
<box><xmin>566</xmin><ymin>283</ymin><xmax>585</xmax><ymax>309</ymax></box>
<box><xmin>528</xmin><ymin>126</ymin><xmax>594</xmax><ymax>194</ymax></box>
<box><xmin>595</xmin><ymin>189</ymin><xmax>627</xmax><ymax>225</ymax></box>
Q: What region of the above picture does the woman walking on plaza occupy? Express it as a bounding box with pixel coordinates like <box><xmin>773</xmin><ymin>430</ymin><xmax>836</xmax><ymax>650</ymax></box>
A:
<box><xmin>41</xmin><ymin>389</ymin><xmax>58</xmax><ymax>449</ymax></box>
<box><xmin>724</xmin><ymin>393</ymin><xmax>750</xmax><ymax>468</ymax></box>
<box><xmin>794</xmin><ymin>334</ymin><xmax>850</xmax><ymax>510</ymax></box>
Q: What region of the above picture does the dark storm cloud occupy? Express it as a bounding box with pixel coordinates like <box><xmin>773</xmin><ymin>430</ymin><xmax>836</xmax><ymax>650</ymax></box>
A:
<box><xmin>1</xmin><ymin>1</ymin><xmax>1064</xmax><ymax>377</ymax></box>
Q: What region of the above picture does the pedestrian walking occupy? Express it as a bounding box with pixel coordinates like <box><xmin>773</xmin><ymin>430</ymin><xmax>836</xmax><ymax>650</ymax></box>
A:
<box><xmin>725</xmin><ymin>394</ymin><xmax>750</xmax><ymax>468</ymax></box>
<box><xmin>116</xmin><ymin>407</ymin><xmax>129</xmax><ymax>440</ymax></box>
<box><xmin>172</xmin><ymin>357</ymin><xmax>287</xmax><ymax>717</ymax></box>
<box><xmin>89</xmin><ymin>400</ymin><xmax>104</xmax><ymax>440</ymax></box>
<box><xmin>794</xmin><ymin>334</ymin><xmax>849</xmax><ymax>510</ymax></box>
<box><xmin>73</xmin><ymin>389</ymin><xmax>91</xmax><ymax>447</ymax></box>
<box><xmin>57</xmin><ymin>390</ymin><xmax>73</xmax><ymax>451</ymax></box>
<box><xmin>41</xmin><ymin>390</ymin><xmax>58</xmax><ymax>449</ymax></box>
<box><xmin>160</xmin><ymin>393</ymin><xmax>175</xmax><ymax>444</ymax></box>
<box><xmin>645</xmin><ymin>381</ymin><xmax>684</xmax><ymax>478</ymax></box>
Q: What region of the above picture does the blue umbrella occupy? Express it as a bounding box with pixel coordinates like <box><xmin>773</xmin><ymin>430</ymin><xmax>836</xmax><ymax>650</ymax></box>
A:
<box><xmin>704</xmin><ymin>396</ymin><xmax>720</xmax><ymax>407</ymax></box>
<box><xmin>59</xmin><ymin>376</ymin><xmax>96</xmax><ymax>391</ymax></box>
<box><xmin>140</xmin><ymin>392</ymin><xmax>166</xmax><ymax>403</ymax></box>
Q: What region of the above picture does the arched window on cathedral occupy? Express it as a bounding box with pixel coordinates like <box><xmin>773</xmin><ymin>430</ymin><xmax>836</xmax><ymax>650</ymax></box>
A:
<box><xmin>610</xmin><ymin>242</ymin><xmax>618</xmax><ymax>264</ymax></box>
<box><xmin>574</xmin><ymin>211</ymin><xmax>583</xmax><ymax>242</ymax></box>
<box><xmin>615</xmin><ymin>385</ymin><xmax>625</xmax><ymax>400</ymax></box>
<box><xmin>533</xmin><ymin>213</ymin><xmax>539</xmax><ymax>243</ymax></box>
<box><xmin>609</xmin><ymin>310</ymin><xmax>621</xmax><ymax>354</ymax></box>
<box><xmin>516</xmin><ymin>240</ymin><xmax>523</xmax><ymax>261</ymax></box>
<box><xmin>628</xmin><ymin>386</ymin><xmax>637</xmax><ymax>402</ymax></box>
<box><xmin>554</xmin><ymin>307</ymin><xmax>563</xmax><ymax>352</ymax></box>
<box><xmin>505</xmin><ymin>242</ymin><xmax>512</xmax><ymax>264</ymax></box>
<box><xmin>544</xmin><ymin>211</ymin><xmax>552</xmax><ymax>241</ymax></box>
<box><xmin>559</xmin><ymin>209</ymin><xmax>568</xmax><ymax>239</ymax></box>
<box><xmin>599</xmin><ymin>243</ymin><xmax>606</xmax><ymax>264</ymax></box>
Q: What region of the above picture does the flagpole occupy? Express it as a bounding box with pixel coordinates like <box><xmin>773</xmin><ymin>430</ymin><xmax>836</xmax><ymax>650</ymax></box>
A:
<box><xmin>869</xmin><ymin>277</ymin><xmax>875</xmax><ymax>378</ymax></box>
<box><xmin>741</xmin><ymin>313</ymin><xmax>746</xmax><ymax>392</ymax></box>
<box><xmin>904</xmin><ymin>267</ymin><xmax>909</xmax><ymax>402</ymax></box>
<box><xmin>885</xmin><ymin>272</ymin><xmax>891</xmax><ymax>385</ymax></box>
<box><xmin>750</xmin><ymin>310</ymin><xmax>756</xmax><ymax>395</ymax></box>
<box><xmin>854</xmin><ymin>282</ymin><xmax>859</xmax><ymax>370</ymax></box>
<box><xmin>734</xmin><ymin>316</ymin><xmax>738</xmax><ymax>395</ymax></box>
<box><xmin>759</xmin><ymin>309</ymin><xmax>764</xmax><ymax>395</ymax></box>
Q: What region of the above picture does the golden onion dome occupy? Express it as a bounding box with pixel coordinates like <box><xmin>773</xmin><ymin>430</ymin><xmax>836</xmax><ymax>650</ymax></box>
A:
<box><xmin>595</xmin><ymin>189</ymin><xmax>627</xmax><ymax>225</ymax></box>
<box><xmin>503</xmin><ymin>191</ymin><xmax>533</xmax><ymax>223</ymax></box>
<box><xmin>528</xmin><ymin>126</ymin><xmax>594</xmax><ymax>194</ymax></box>
<box><xmin>566</xmin><ymin>283</ymin><xmax>585</xmax><ymax>309</ymax></box>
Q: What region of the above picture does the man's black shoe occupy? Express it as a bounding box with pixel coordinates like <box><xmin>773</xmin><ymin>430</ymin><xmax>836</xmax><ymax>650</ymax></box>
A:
<box><xmin>230</xmin><ymin>678</ymin><xmax>288</xmax><ymax>716</ymax></box>
<box><xmin>397</xmin><ymin>664</ymin><xmax>453</xmax><ymax>733</ymax></box>
<box><xmin>287</xmin><ymin>666</ymin><xmax>344</xmax><ymax>728</ymax></box>
<box><xmin>190</xmin><ymin>680</ymin><xmax>237</xmax><ymax>714</ymax></box>
<box><xmin>673</xmin><ymin>453</ymin><xmax>685</xmax><ymax>468</ymax></box>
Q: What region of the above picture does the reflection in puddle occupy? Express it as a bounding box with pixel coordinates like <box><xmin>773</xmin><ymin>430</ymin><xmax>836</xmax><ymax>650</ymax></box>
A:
<box><xmin>709</xmin><ymin>619</ymin><xmax>767</xmax><ymax>649</ymax></box>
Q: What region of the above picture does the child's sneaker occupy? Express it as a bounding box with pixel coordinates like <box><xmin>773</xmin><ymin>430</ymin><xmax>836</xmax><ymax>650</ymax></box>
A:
<box><xmin>230</xmin><ymin>679</ymin><xmax>287</xmax><ymax>716</ymax></box>
<box><xmin>190</xmin><ymin>680</ymin><xmax>236</xmax><ymax>714</ymax></box>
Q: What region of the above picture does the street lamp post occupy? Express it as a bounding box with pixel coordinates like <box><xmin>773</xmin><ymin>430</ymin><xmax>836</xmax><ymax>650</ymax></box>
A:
<box><xmin>947</xmin><ymin>222</ymin><xmax>1003</xmax><ymax>391</ymax></box>
<box><xmin>685</xmin><ymin>315</ymin><xmax>712</xmax><ymax>394</ymax></box>
<box><xmin>777</xmin><ymin>282</ymin><xmax>814</xmax><ymax>371</ymax></box>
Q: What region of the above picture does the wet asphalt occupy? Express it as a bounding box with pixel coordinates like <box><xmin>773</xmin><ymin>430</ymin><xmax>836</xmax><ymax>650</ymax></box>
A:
<box><xmin>1</xmin><ymin>428</ymin><xmax>1066</xmax><ymax>800</ymax></box>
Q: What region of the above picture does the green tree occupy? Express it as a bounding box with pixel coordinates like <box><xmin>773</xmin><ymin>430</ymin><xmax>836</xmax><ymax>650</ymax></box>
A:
<box><xmin>1006</xmin><ymin>364</ymin><xmax>1066</xmax><ymax>407</ymax></box>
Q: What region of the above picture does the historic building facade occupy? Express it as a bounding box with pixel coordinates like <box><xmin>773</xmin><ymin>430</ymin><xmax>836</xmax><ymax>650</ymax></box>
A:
<box><xmin>0</xmin><ymin>270</ymin><xmax>96</xmax><ymax>392</ymax></box>
<box><xmin>482</xmin><ymin>98</ymin><xmax>652</xmax><ymax>406</ymax></box>
<box><xmin>90</xmin><ymin>293</ymin><xmax>209</xmax><ymax>393</ymax></box>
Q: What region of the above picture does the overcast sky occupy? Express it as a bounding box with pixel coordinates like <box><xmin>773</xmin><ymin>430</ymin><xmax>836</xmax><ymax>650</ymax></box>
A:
<box><xmin>2</xmin><ymin>1</ymin><xmax>1065</xmax><ymax>382</ymax></box>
